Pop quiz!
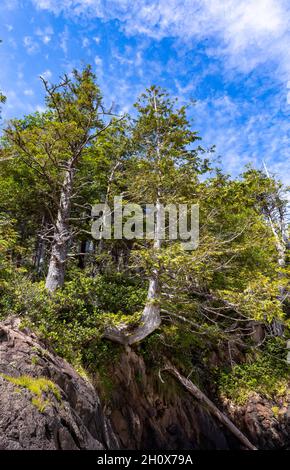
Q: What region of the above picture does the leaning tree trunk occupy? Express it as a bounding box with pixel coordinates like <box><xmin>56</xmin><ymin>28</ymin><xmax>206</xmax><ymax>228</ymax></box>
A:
<box><xmin>165</xmin><ymin>365</ymin><xmax>257</xmax><ymax>450</ymax></box>
<box><xmin>45</xmin><ymin>160</ymin><xmax>75</xmax><ymax>292</ymax></box>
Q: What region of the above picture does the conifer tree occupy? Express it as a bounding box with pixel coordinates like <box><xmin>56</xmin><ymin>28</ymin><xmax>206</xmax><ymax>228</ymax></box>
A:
<box><xmin>4</xmin><ymin>67</ymin><xmax>114</xmax><ymax>291</ymax></box>
<box><xmin>105</xmin><ymin>86</ymin><xmax>205</xmax><ymax>344</ymax></box>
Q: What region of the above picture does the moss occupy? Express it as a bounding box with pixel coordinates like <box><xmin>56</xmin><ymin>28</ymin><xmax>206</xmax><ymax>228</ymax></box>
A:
<box><xmin>31</xmin><ymin>355</ymin><xmax>39</xmax><ymax>365</ymax></box>
<box><xmin>74</xmin><ymin>363</ymin><xmax>91</xmax><ymax>382</ymax></box>
<box><xmin>1</xmin><ymin>374</ymin><xmax>61</xmax><ymax>412</ymax></box>
<box><xmin>32</xmin><ymin>397</ymin><xmax>50</xmax><ymax>413</ymax></box>
<box><xmin>96</xmin><ymin>371</ymin><xmax>115</xmax><ymax>403</ymax></box>
<box><xmin>271</xmin><ymin>405</ymin><xmax>280</xmax><ymax>418</ymax></box>
<box><xmin>135</xmin><ymin>370</ymin><xmax>143</xmax><ymax>384</ymax></box>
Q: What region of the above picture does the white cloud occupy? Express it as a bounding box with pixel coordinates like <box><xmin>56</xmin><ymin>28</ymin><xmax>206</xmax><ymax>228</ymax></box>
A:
<box><xmin>193</xmin><ymin>91</ymin><xmax>290</xmax><ymax>185</ymax></box>
<box><xmin>23</xmin><ymin>36</ymin><xmax>39</xmax><ymax>54</ymax></box>
<box><xmin>36</xmin><ymin>104</ymin><xmax>46</xmax><ymax>113</ymax></box>
<box><xmin>35</xmin><ymin>26</ymin><xmax>53</xmax><ymax>44</ymax></box>
<box><xmin>94</xmin><ymin>55</ymin><xmax>102</xmax><ymax>66</ymax></box>
<box><xmin>1</xmin><ymin>89</ymin><xmax>35</xmax><ymax>119</ymax></box>
<box><xmin>24</xmin><ymin>89</ymin><xmax>34</xmax><ymax>96</ymax></box>
<box><xmin>2</xmin><ymin>0</ymin><xmax>18</xmax><ymax>11</ymax></box>
<box><xmin>82</xmin><ymin>37</ymin><xmax>90</xmax><ymax>48</ymax></box>
<box><xmin>32</xmin><ymin>0</ymin><xmax>290</xmax><ymax>81</ymax></box>
<box><xmin>60</xmin><ymin>27</ymin><xmax>69</xmax><ymax>54</ymax></box>
<box><xmin>40</xmin><ymin>69</ymin><xmax>52</xmax><ymax>80</ymax></box>
<box><xmin>94</xmin><ymin>55</ymin><xmax>103</xmax><ymax>77</ymax></box>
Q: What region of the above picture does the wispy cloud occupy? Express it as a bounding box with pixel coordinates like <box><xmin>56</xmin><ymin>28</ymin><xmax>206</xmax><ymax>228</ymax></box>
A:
<box><xmin>40</xmin><ymin>69</ymin><xmax>52</xmax><ymax>80</ymax></box>
<box><xmin>194</xmin><ymin>91</ymin><xmax>290</xmax><ymax>184</ymax></box>
<box><xmin>23</xmin><ymin>36</ymin><xmax>39</xmax><ymax>54</ymax></box>
<box><xmin>35</xmin><ymin>26</ymin><xmax>53</xmax><ymax>44</ymax></box>
<box><xmin>94</xmin><ymin>55</ymin><xmax>103</xmax><ymax>77</ymax></box>
<box><xmin>82</xmin><ymin>37</ymin><xmax>90</xmax><ymax>48</ymax></box>
<box><xmin>1</xmin><ymin>0</ymin><xmax>288</xmax><ymax>185</ymax></box>
<box><xmin>23</xmin><ymin>89</ymin><xmax>34</xmax><ymax>96</ymax></box>
<box><xmin>32</xmin><ymin>0</ymin><xmax>290</xmax><ymax>78</ymax></box>
<box><xmin>59</xmin><ymin>26</ymin><xmax>69</xmax><ymax>55</ymax></box>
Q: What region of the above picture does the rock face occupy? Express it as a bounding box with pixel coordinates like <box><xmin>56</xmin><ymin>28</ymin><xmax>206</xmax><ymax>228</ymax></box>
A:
<box><xmin>102</xmin><ymin>348</ymin><xmax>236</xmax><ymax>450</ymax></box>
<box><xmin>0</xmin><ymin>318</ymin><xmax>289</xmax><ymax>450</ymax></box>
<box><xmin>224</xmin><ymin>394</ymin><xmax>290</xmax><ymax>450</ymax></box>
<box><xmin>0</xmin><ymin>318</ymin><xmax>119</xmax><ymax>450</ymax></box>
<box><xmin>97</xmin><ymin>348</ymin><xmax>290</xmax><ymax>450</ymax></box>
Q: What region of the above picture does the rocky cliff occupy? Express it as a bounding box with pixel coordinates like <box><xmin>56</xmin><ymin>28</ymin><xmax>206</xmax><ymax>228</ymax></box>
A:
<box><xmin>0</xmin><ymin>318</ymin><xmax>289</xmax><ymax>450</ymax></box>
<box><xmin>0</xmin><ymin>318</ymin><xmax>118</xmax><ymax>450</ymax></box>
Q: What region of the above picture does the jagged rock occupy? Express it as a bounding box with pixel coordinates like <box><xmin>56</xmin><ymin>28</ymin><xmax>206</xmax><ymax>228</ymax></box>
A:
<box><xmin>1</xmin><ymin>318</ymin><xmax>289</xmax><ymax>450</ymax></box>
<box><xmin>0</xmin><ymin>317</ymin><xmax>119</xmax><ymax>450</ymax></box>
<box><xmin>101</xmin><ymin>347</ymin><xmax>236</xmax><ymax>450</ymax></box>
<box><xmin>0</xmin><ymin>318</ymin><xmax>235</xmax><ymax>450</ymax></box>
<box><xmin>223</xmin><ymin>393</ymin><xmax>290</xmax><ymax>449</ymax></box>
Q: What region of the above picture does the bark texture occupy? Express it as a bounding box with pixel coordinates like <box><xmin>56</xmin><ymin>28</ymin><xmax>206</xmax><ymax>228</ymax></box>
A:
<box><xmin>45</xmin><ymin>161</ymin><xmax>75</xmax><ymax>292</ymax></box>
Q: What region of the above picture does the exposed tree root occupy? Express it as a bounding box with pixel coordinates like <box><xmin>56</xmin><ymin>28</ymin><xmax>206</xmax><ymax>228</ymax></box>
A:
<box><xmin>103</xmin><ymin>273</ymin><xmax>162</xmax><ymax>344</ymax></box>
<box><xmin>104</xmin><ymin>302</ymin><xmax>161</xmax><ymax>345</ymax></box>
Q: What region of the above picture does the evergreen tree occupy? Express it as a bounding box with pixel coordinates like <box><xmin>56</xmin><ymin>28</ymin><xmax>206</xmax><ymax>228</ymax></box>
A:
<box><xmin>4</xmin><ymin>67</ymin><xmax>115</xmax><ymax>291</ymax></box>
<box><xmin>104</xmin><ymin>86</ymin><xmax>207</xmax><ymax>344</ymax></box>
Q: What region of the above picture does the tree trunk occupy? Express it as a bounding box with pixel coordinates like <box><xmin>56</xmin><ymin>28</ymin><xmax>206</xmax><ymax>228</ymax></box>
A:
<box><xmin>104</xmin><ymin>199</ymin><xmax>162</xmax><ymax>344</ymax></box>
<box><xmin>165</xmin><ymin>364</ymin><xmax>257</xmax><ymax>450</ymax></box>
<box><xmin>45</xmin><ymin>161</ymin><xmax>75</xmax><ymax>292</ymax></box>
<box><xmin>78</xmin><ymin>239</ymin><xmax>87</xmax><ymax>269</ymax></box>
<box><xmin>263</xmin><ymin>163</ymin><xmax>289</xmax><ymax>336</ymax></box>
<box><xmin>34</xmin><ymin>215</ymin><xmax>47</xmax><ymax>275</ymax></box>
<box><xmin>104</xmin><ymin>92</ymin><xmax>162</xmax><ymax>344</ymax></box>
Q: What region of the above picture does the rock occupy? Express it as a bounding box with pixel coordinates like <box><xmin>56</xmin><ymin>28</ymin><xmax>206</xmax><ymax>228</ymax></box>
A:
<box><xmin>1</xmin><ymin>317</ymin><xmax>289</xmax><ymax>450</ymax></box>
<box><xmin>223</xmin><ymin>393</ymin><xmax>290</xmax><ymax>449</ymax></box>
<box><xmin>0</xmin><ymin>318</ymin><xmax>234</xmax><ymax>450</ymax></box>
<box><xmin>0</xmin><ymin>317</ymin><xmax>119</xmax><ymax>450</ymax></box>
<box><xmin>101</xmin><ymin>347</ymin><xmax>234</xmax><ymax>450</ymax></box>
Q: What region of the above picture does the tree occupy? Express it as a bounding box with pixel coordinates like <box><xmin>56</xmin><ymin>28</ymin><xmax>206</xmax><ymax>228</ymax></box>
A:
<box><xmin>161</xmin><ymin>170</ymin><xmax>286</xmax><ymax>337</ymax></box>
<box><xmin>4</xmin><ymin>67</ymin><xmax>116</xmax><ymax>292</ymax></box>
<box><xmin>241</xmin><ymin>167</ymin><xmax>289</xmax><ymax>336</ymax></box>
<box><xmin>104</xmin><ymin>86</ymin><xmax>206</xmax><ymax>344</ymax></box>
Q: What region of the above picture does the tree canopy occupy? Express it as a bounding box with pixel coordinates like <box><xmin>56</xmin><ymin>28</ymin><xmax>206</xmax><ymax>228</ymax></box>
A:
<box><xmin>0</xmin><ymin>66</ymin><xmax>289</xmax><ymax>408</ymax></box>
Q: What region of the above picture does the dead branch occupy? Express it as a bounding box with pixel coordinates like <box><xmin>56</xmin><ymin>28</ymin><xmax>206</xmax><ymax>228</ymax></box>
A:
<box><xmin>164</xmin><ymin>364</ymin><xmax>257</xmax><ymax>450</ymax></box>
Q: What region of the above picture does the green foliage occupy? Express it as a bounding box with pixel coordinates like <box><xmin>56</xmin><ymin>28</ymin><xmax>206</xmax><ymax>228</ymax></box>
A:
<box><xmin>217</xmin><ymin>338</ymin><xmax>290</xmax><ymax>405</ymax></box>
<box><xmin>93</xmin><ymin>273</ymin><xmax>147</xmax><ymax>314</ymax></box>
<box><xmin>0</xmin><ymin>215</ymin><xmax>17</xmax><ymax>285</ymax></box>
<box><xmin>0</xmin><ymin>67</ymin><xmax>289</xmax><ymax>408</ymax></box>
<box><xmin>3</xmin><ymin>272</ymin><xmax>145</xmax><ymax>367</ymax></box>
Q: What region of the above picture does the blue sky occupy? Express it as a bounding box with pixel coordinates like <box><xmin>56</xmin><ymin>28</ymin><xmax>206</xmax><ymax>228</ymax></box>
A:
<box><xmin>0</xmin><ymin>0</ymin><xmax>289</xmax><ymax>183</ymax></box>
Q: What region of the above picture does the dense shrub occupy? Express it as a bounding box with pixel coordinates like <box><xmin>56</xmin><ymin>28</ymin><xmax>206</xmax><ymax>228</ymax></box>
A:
<box><xmin>217</xmin><ymin>338</ymin><xmax>290</xmax><ymax>404</ymax></box>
